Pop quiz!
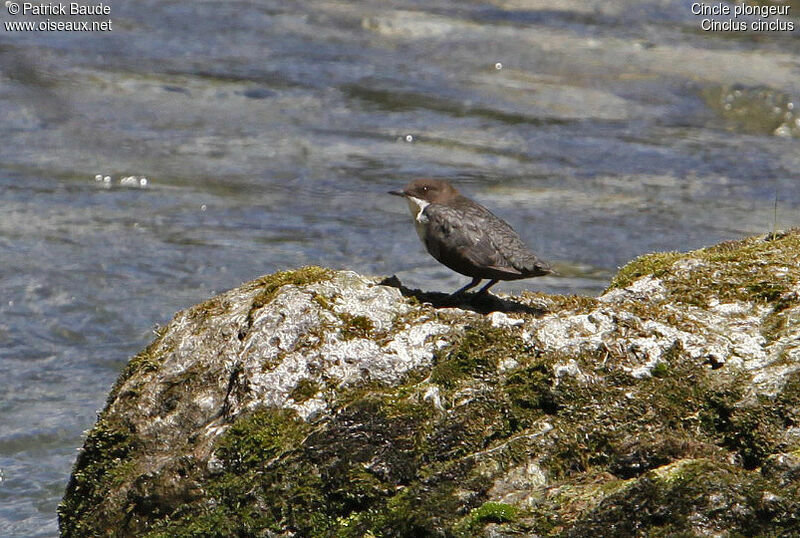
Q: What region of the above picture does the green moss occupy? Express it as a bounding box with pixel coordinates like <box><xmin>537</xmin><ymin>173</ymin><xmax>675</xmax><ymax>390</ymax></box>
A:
<box><xmin>506</xmin><ymin>362</ymin><xmax>558</xmax><ymax>424</ymax></box>
<box><xmin>707</xmin><ymin>370</ymin><xmax>800</xmax><ymax>469</ymax></box>
<box><xmin>186</xmin><ymin>295</ymin><xmax>232</xmax><ymax>325</ymax></box>
<box><xmin>651</xmin><ymin>362</ymin><xmax>669</xmax><ymax>378</ymax></box>
<box><xmin>215</xmin><ymin>407</ymin><xmax>309</xmax><ymax>474</ymax></box>
<box><xmin>143</xmin><ymin>509</ymin><xmax>257</xmax><ymax>538</ymax></box>
<box><xmin>428</xmin><ymin>394</ymin><xmax>516</xmax><ymax>460</ymax></box>
<box><xmin>142</xmin><ymin>407</ymin><xmax>319</xmax><ymax>536</ymax></box>
<box><xmin>609</xmin><ymin>434</ymin><xmax>722</xmax><ymax>480</ymax></box>
<box><xmin>338</xmin><ymin>313</ymin><xmax>374</xmax><ymax>340</ymax></box>
<box><xmin>58</xmin><ymin>417</ymin><xmax>135</xmax><ymax>537</ymax></box>
<box><xmin>524</xmin><ymin>475</ymin><xmax>634</xmax><ymax>533</ymax></box>
<box><xmin>608</xmin><ymin>251</ymin><xmax>683</xmax><ymax>290</ymax></box>
<box><xmin>364</xmin><ymin>477</ymin><xmax>466</xmax><ymax>536</ymax></box>
<box><xmin>676</xmin><ymin>234</ymin><xmax>800</xmax><ymax>307</ymax></box>
<box><xmin>535</xmin><ymin>353</ymin><xmax>752</xmax><ymax>481</ymax></box>
<box><xmin>470</xmin><ymin>501</ymin><xmax>518</xmax><ymax>523</ymax></box>
<box><xmin>519</xmin><ymin>456</ymin><xmax>800</xmax><ymax>536</ymax></box>
<box><xmin>451</xmin><ymin>501</ymin><xmax>521</xmax><ymax>536</ymax></box>
<box><xmin>564</xmin><ymin>458</ymin><xmax>800</xmax><ymax>536</ymax></box>
<box><xmin>138</xmin><ymin>368</ymin><xmax>519</xmax><ymax>537</ymax></box>
<box><xmin>289</xmin><ymin>378</ymin><xmax>322</xmax><ymax>403</ymax></box>
<box><xmin>312</xmin><ymin>292</ymin><xmax>333</xmax><ymax>310</ymax></box>
<box><xmin>246</xmin><ymin>266</ymin><xmax>333</xmax><ymax>316</ymax></box>
<box><xmin>528</xmin><ymin>356</ymin><xmax>798</xmax><ymax>488</ymax></box>
<box><xmin>431</xmin><ymin>324</ymin><xmax>528</xmax><ymax>388</ymax></box>
<box><xmin>125</xmin><ymin>341</ymin><xmax>162</xmax><ymax>376</ymax></box>
<box><xmin>608</xmin><ymin>232</ymin><xmax>800</xmax><ymax>311</ymax></box>
<box><xmin>522</xmin><ymin>291</ymin><xmax>600</xmax><ymax>314</ymax></box>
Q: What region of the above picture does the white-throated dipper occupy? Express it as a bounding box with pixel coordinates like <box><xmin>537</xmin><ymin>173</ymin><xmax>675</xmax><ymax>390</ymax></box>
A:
<box><xmin>389</xmin><ymin>179</ymin><xmax>552</xmax><ymax>295</ymax></box>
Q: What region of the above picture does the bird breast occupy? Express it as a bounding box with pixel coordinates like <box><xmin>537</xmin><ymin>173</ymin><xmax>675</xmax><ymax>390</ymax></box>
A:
<box><xmin>405</xmin><ymin>196</ymin><xmax>430</xmax><ymax>243</ymax></box>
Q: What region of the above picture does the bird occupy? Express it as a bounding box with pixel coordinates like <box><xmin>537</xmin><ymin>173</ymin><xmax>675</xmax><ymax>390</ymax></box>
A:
<box><xmin>389</xmin><ymin>178</ymin><xmax>552</xmax><ymax>296</ymax></box>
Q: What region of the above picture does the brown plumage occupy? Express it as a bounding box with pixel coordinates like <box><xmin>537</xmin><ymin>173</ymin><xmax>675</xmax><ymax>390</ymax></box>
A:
<box><xmin>389</xmin><ymin>179</ymin><xmax>552</xmax><ymax>295</ymax></box>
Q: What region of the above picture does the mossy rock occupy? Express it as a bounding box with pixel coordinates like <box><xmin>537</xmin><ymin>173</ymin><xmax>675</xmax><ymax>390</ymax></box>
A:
<box><xmin>60</xmin><ymin>233</ymin><xmax>800</xmax><ymax>536</ymax></box>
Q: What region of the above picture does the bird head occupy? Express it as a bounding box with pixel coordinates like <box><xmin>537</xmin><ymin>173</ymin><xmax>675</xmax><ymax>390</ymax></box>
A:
<box><xmin>388</xmin><ymin>179</ymin><xmax>460</xmax><ymax>204</ymax></box>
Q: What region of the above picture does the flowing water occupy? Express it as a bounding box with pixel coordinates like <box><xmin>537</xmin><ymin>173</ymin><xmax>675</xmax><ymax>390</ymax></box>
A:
<box><xmin>1</xmin><ymin>0</ymin><xmax>799</xmax><ymax>534</ymax></box>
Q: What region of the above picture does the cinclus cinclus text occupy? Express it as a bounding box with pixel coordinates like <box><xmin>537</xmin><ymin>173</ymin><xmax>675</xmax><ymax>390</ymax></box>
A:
<box><xmin>389</xmin><ymin>179</ymin><xmax>552</xmax><ymax>296</ymax></box>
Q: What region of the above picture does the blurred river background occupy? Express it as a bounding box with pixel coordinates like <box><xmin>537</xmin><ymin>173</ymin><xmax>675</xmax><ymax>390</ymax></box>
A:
<box><xmin>1</xmin><ymin>0</ymin><xmax>799</xmax><ymax>534</ymax></box>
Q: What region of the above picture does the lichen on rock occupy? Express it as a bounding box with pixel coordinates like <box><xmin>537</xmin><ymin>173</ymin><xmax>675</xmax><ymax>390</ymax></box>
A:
<box><xmin>60</xmin><ymin>232</ymin><xmax>800</xmax><ymax>537</ymax></box>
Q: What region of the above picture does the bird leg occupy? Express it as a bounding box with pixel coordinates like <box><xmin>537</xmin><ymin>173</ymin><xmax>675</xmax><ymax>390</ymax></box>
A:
<box><xmin>450</xmin><ymin>277</ymin><xmax>481</xmax><ymax>297</ymax></box>
<box><xmin>477</xmin><ymin>279</ymin><xmax>499</xmax><ymax>295</ymax></box>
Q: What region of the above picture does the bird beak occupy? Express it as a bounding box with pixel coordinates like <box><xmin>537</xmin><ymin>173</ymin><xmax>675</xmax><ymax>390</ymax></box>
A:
<box><xmin>388</xmin><ymin>190</ymin><xmax>406</xmax><ymax>197</ymax></box>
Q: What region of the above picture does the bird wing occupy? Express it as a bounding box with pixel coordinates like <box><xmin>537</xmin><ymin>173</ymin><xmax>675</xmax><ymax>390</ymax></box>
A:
<box><xmin>480</xmin><ymin>206</ymin><xmax>552</xmax><ymax>276</ymax></box>
<box><xmin>423</xmin><ymin>202</ymin><xmax>550</xmax><ymax>277</ymax></box>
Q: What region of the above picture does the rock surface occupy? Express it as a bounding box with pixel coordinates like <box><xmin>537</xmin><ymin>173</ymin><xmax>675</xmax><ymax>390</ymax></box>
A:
<box><xmin>60</xmin><ymin>232</ymin><xmax>800</xmax><ymax>537</ymax></box>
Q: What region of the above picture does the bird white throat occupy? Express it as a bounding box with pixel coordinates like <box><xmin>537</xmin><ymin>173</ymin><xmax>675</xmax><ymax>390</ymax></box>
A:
<box><xmin>405</xmin><ymin>196</ymin><xmax>430</xmax><ymax>242</ymax></box>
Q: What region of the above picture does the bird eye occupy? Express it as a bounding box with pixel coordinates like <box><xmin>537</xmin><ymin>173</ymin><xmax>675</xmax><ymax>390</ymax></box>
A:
<box><xmin>422</xmin><ymin>186</ymin><xmax>429</xmax><ymax>192</ymax></box>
